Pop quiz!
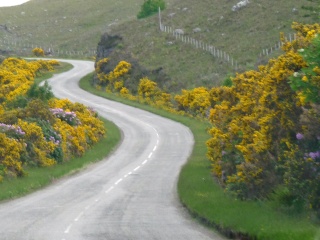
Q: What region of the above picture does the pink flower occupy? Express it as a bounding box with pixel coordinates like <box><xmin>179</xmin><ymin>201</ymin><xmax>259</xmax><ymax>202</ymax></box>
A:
<box><xmin>296</xmin><ymin>133</ymin><xmax>304</xmax><ymax>140</ymax></box>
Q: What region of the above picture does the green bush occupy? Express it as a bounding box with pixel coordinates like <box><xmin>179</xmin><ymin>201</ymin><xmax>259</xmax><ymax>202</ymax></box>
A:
<box><xmin>137</xmin><ymin>0</ymin><xmax>165</xmax><ymax>19</ymax></box>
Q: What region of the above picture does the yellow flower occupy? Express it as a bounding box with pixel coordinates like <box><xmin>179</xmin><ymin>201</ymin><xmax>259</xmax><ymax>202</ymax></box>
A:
<box><xmin>302</xmin><ymin>75</ymin><xmax>308</xmax><ymax>82</ymax></box>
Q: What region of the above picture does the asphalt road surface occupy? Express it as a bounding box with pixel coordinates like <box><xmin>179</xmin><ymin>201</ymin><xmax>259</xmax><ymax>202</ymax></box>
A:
<box><xmin>0</xmin><ymin>59</ymin><xmax>224</xmax><ymax>240</ymax></box>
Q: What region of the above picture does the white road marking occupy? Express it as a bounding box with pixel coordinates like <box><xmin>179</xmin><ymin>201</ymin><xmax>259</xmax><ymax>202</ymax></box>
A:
<box><xmin>128</xmin><ymin>171</ymin><xmax>132</xmax><ymax>175</ymax></box>
<box><xmin>105</xmin><ymin>186</ymin><xmax>114</xmax><ymax>193</ymax></box>
<box><xmin>153</xmin><ymin>146</ymin><xmax>157</xmax><ymax>151</ymax></box>
<box><xmin>64</xmin><ymin>224</ymin><xmax>72</xmax><ymax>233</ymax></box>
<box><xmin>124</xmin><ymin>174</ymin><xmax>128</xmax><ymax>178</ymax></box>
<box><xmin>133</xmin><ymin>166</ymin><xmax>140</xmax><ymax>171</ymax></box>
<box><xmin>95</xmin><ymin>198</ymin><xmax>100</xmax><ymax>202</ymax></box>
<box><xmin>75</xmin><ymin>212</ymin><xmax>84</xmax><ymax>222</ymax></box>
<box><xmin>142</xmin><ymin>160</ymin><xmax>148</xmax><ymax>165</ymax></box>
<box><xmin>148</xmin><ymin>152</ymin><xmax>153</xmax><ymax>158</ymax></box>
<box><xmin>115</xmin><ymin>178</ymin><xmax>123</xmax><ymax>185</ymax></box>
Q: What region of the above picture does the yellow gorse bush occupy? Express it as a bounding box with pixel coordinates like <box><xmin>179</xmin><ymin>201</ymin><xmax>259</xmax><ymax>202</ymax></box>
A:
<box><xmin>49</xmin><ymin>98</ymin><xmax>105</xmax><ymax>160</ymax></box>
<box><xmin>0</xmin><ymin>58</ymin><xmax>105</xmax><ymax>182</ymax></box>
<box><xmin>174</xmin><ymin>87</ymin><xmax>211</xmax><ymax>117</ymax></box>
<box><xmin>96</xmin><ymin>58</ymin><xmax>132</xmax><ymax>92</ymax></box>
<box><xmin>206</xmin><ymin>23</ymin><xmax>320</xmax><ymax>201</ymax></box>
<box><xmin>32</xmin><ymin>47</ymin><xmax>45</xmax><ymax>57</ymax></box>
<box><xmin>93</xmin><ymin>23</ymin><xmax>320</xmax><ymax>213</ymax></box>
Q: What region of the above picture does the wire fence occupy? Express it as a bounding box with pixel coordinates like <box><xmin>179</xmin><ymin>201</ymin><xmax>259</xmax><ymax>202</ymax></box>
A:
<box><xmin>259</xmin><ymin>33</ymin><xmax>297</xmax><ymax>57</ymax></box>
<box><xmin>0</xmin><ymin>8</ymin><xmax>297</xmax><ymax>62</ymax></box>
<box><xmin>158</xmin><ymin>8</ymin><xmax>297</xmax><ymax>69</ymax></box>
<box><xmin>160</xmin><ymin>24</ymin><xmax>238</xmax><ymax>69</ymax></box>
<box><xmin>159</xmin><ymin>9</ymin><xmax>238</xmax><ymax>69</ymax></box>
<box><xmin>0</xmin><ymin>38</ymin><xmax>97</xmax><ymax>58</ymax></box>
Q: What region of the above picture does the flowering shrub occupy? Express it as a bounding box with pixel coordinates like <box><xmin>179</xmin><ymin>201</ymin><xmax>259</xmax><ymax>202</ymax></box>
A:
<box><xmin>174</xmin><ymin>87</ymin><xmax>211</xmax><ymax>117</ymax></box>
<box><xmin>32</xmin><ymin>47</ymin><xmax>45</xmax><ymax>57</ymax></box>
<box><xmin>49</xmin><ymin>98</ymin><xmax>105</xmax><ymax>159</ymax></box>
<box><xmin>0</xmin><ymin>123</ymin><xmax>25</xmax><ymax>139</ymax></box>
<box><xmin>92</xmin><ymin>24</ymin><xmax>320</xmax><ymax>215</ymax></box>
<box><xmin>0</xmin><ymin>57</ymin><xmax>105</xmax><ymax>181</ymax></box>
<box><xmin>289</xmin><ymin>34</ymin><xmax>320</xmax><ymax>104</ymax></box>
<box><xmin>205</xmin><ymin>23</ymin><xmax>320</xmax><ymax>215</ymax></box>
<box><xmin>96</xmin><ymin>58</ymin><xmax>131</xmax><ymax>92</ymax></box>
<box><xmin>50</xmin><ymin>108</ymin><xmax>81</xmax><ymax>126</ymax></box>
<box><xmin>0</xmin><ymin>133</ymin><xmax>24</xmax><ymax>179</ymax></box>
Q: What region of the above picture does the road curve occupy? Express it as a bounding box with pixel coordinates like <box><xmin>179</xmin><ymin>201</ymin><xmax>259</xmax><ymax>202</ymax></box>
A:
<box><xmin>0</xmin><ymin>59</ymin><xmax>224</xmax><ymax>240</ymax></box>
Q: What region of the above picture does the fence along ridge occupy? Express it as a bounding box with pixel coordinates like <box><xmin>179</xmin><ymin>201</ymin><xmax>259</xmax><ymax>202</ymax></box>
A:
<box><xmin>158</xmin><ymin>8</ymin><xmax>237</xmax><ymax>69</ymax></box>
<box><xmin>158</xmin><ymin>8</ymin><xmax>299</xmax><ymax>69</ymax></box>
<box><xmin>0</xmin><ymin>38</ymin><xmax>97</xmax><ymax>57</ymax></box>
<box><xmin>259</xmin><ymin>33</ymin><xmax>297</xmax><ymax>57</ymax></box>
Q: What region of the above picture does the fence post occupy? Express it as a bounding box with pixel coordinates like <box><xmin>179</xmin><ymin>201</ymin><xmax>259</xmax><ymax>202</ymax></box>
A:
<box><xmin>158</xmin><ymin>7</ymin><xmax>162</xmax><ymax>31</ymax></box>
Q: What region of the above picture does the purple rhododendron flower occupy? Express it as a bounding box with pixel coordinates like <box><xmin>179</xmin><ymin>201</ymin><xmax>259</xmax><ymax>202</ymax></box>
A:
<box><xmin>296</xmin><ymin>133</ymin><xmax>304</xmax><ymax>140</ymax></box>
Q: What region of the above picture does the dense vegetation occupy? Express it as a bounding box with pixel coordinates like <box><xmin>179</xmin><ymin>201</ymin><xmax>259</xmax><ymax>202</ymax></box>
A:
<box><xmin>0</xmin><ymin>58</ymin><xmax>105</xmax><ymax>182</ymax></box>
<box><xmin>92</xmin><ymin>22</ymin><xmax>320</xmax><ymax>237</ymax></box>
<box><xmin>137</xmin><ymin>0</ymin><xmax>165</xmax><ymax>19</ymax></box>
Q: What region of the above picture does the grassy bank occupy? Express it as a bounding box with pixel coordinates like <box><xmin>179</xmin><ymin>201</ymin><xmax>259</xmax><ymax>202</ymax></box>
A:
<box><xmin>80</xmin><ymin>73</ymin><xmax>320</xmax><ymax>240</ymax></box>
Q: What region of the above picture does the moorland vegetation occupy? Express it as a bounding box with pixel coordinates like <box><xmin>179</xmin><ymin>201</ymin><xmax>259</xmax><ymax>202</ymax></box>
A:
<box><xmin>91</xmin><ymin>21</ymin><xmax>320</xmax><ymax>238</ymax></box>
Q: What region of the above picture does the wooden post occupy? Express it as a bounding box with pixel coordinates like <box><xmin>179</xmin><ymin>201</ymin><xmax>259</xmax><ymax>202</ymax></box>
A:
<box><xmin>158</xmin><ymin>7</ymin><xmax>162</xmax><ymax>31</ymax></box>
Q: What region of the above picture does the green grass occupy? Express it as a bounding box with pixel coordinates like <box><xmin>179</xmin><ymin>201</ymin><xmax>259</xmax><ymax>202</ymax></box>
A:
<box><xmin>0</xmin><ymin>0</ymin><xmax>317</xmax><ymax>90</ymax></box>
<box><xmin>79</xmin><ymin>74</ymin><xmax>320</xmax><ymax>240</ymax></box>
<box><xmin>33</xmin><ymin>61</ymin><xmax>73</xmax><ymax>85</ymax></box>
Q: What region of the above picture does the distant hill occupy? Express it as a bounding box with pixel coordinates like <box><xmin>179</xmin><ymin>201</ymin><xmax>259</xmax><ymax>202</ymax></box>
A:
<box><xmin>0</xmin><ymin>0</ymin><xmax>317</xmax><ymax>90</ymax></box>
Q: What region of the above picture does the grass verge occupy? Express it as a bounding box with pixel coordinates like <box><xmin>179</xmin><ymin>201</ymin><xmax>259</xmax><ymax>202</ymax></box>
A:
<box><xmin>34</xmin><ymin>61</ymin><xmax>74</xmax><ymax>84</ymax></box>
<box><xmin>79</xmin><ymin>73</ymin><xmax>320</xmax><ymax>240</ymax></box>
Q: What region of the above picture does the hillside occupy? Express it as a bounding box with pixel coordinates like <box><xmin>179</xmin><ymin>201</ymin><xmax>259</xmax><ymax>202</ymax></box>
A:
<box><xmin>0</xmin><ymin>0</ymin><xmax>317</xmax><ymax>90</ymax></box>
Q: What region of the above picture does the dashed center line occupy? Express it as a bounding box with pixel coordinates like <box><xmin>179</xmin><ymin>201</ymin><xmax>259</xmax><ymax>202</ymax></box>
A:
<box><xmin>61</xmin><ymin>124</ymin><xmax>160</xmax><ymax>238</ymax></box>
<box><xmin>105</xmin><ymin>186</ymin><xmax>114</xmax><ymax>193</ymax></box>
<box><xmin>64</xmin><ymin>224</ymin><xmax>72</xmax><ymax>234</ymax></box>
<box><xmin>133</xmin><ymin>166</ymin><xmax>140</xmax><ymax>171</ymax></box>
<box><xmin>74</xmin><ymin>212</ymin><xmax>84</xmax><ymax>222</ymax></box>
<box><xmin>115</xmin><ymin>178</ymin><xmax>123</xmax><ymax>185</ymax></box>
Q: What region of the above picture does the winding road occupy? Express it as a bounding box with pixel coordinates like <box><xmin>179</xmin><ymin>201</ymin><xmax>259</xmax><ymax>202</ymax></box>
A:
<box><xmin>0</xmin><ymin>60</ymin><xmax>224</xmax><ymax>240</ymax></box>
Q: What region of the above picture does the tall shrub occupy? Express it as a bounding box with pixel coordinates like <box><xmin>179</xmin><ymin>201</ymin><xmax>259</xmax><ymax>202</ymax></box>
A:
<box><xmin>137</xmin><ymin>0</ymin><xmax>165</xmax><ymax>19</ymax></box>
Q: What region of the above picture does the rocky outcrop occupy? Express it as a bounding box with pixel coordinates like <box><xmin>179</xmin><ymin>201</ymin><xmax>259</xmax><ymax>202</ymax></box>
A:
<box><xmin>96</xmin><ymin>33</ymin><xmax>122</xmax><ymax>60</ymax></box>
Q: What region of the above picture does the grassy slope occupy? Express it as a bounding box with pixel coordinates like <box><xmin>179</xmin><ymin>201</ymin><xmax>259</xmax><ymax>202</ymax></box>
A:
<box><xmin>0</xmin><ymin>0</ymin><xmax>317</xmax><ymax>89</ymax></box>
